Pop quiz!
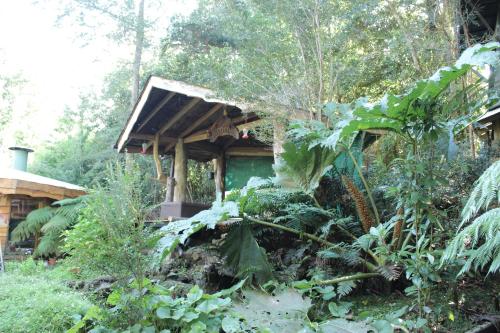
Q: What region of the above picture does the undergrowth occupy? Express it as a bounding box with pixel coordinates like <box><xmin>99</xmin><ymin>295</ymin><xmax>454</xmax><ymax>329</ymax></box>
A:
<box><xmin>0</xmin><ymin>259</ymin><xmax>92</xmax><ymax>333</ymax></box>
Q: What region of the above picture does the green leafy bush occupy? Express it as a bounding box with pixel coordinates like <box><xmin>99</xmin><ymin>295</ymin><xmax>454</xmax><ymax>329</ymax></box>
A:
<box><xmin>64</xmin><ymin>163</ymin><xmax>157</xmax><ymax>282</ymax></box>
<box><xmin>70</xmin><ymin>279</ymin><xmax>246</xmax><ymax>332</ymax></box>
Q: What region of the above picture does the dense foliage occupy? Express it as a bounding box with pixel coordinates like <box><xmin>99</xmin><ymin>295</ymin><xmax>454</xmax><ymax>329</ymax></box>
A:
<box><xmin>1</xmin><ymin>1</ymin><xmax>499</xmax><ymax>333</ymax></box>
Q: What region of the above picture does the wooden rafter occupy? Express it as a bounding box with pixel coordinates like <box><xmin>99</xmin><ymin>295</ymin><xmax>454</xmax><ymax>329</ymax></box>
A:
<box><xmin>159</xmin><ymin>98</ymin><xmax>202</xmax><ymax>135</ymax></box>
<box><xmin>129</xmin><ymin>133</ymin><xmax>177</xmax><ymax>144</ymax></box>
<box><xmin>143</xmin><ymin>97</ymin><xmax>202</xmax><ymax>152</ymax></box>
<box><xmin>136</xmin><ymin>91</ymin><xmax>176</xmax><ymax>132</ymax></box>
<box><xmin>163</xmin><ymin>103</ymin><xmax>223</xmax><ymax>153</ymax></box>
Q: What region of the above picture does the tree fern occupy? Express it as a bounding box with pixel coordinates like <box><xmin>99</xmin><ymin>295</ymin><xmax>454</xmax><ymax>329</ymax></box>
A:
<box><xmin>11</xmin><ymin>195</ymin><xmax>87</xmax><ymax>256</ymax></box>
<box><xmin>11</xmin><ymin>207</ymin><xmax>54</xmax><ymax>242</ymax></box>
<box><xmin>443</xmin><ymin>208</ymin><xmax>500</xmax><ymax>275</ymax></box>
<box><xmin>460</xmin><ymin>160</ymin><xmax>500</xmax><ymax>227</ymax></box>
<box><xmin>442</xmin><ymin>161</ymin><xmax>500</xmax><ymax>275</ymax></box>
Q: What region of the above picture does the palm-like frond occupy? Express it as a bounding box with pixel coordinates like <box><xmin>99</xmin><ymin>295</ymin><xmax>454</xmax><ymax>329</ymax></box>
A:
<box><xmin>460</xmin><ymin>160</ymin><xmax>500</xmax><ymax>227</ymax></box>
<box><xmin>442</xmin><ymin>208</ymin><xmax>500</xmax><ymax>275</ymax></box>
<box><xmin>11</xmin><ymin>195</ymin><xmax>86</xmax><ymax>256</ymax></box>
<box><xmin>41</xmin><ymin>214</ymin><xmax>72</xmax><ymax>234</ymax></box>
<box><xmin>34</xmin><ymin>232</ymin><xmax>63</xmax><ymax>257</ymax></box>
<box><xmin>11</xmin><ymin>207</ymin><xmax>54</xmax><ymax>241</ymax></box>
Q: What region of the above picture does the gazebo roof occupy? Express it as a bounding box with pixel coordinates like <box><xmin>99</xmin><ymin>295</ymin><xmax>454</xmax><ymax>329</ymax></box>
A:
<box><xmin>115</xmin><ymin>76</ymin><xmax>271</xmax><ymax>162</ymax></box>
<box><xmin>0</xmin><ymin>168</ymin><xmax>86</xmax><ymax>200</ymax></box>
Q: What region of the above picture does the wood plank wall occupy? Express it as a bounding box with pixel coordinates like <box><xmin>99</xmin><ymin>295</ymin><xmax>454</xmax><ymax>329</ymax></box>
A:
<box><xmin>0</xmin><ymin>195</ymin><xmax>11</xmax><ymax>252</ymax></box>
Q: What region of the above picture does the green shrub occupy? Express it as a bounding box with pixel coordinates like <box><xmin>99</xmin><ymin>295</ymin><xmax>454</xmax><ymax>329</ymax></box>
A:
<box><xmin>0</xmin><ymin>262</ymin><xmax>92</xmax><ymax>333</ymax></box>
<box><xmin>64</xmin><ymin>162</ymin><xmax>157</xmax><ymax>283</ymax></box>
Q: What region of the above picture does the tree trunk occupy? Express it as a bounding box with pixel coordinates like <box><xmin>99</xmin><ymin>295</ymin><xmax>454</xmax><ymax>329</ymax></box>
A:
<box><xmin>130</xmin><ymin>0</ymin><xmax>145</xmax><ymax>109</ymax></box>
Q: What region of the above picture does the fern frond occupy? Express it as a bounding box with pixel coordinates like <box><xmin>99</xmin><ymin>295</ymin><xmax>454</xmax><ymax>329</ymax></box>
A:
<box><xmin>11</xmin><ymin>207</ymin><xmax>54</xmax><ymax>241</ymax></box>
<box><xmin>318</xmin><ymin>243</ymin><xmax>363</xmax><ymax>267</ymax></box>
<box><xmin>460</xmin><ymin>160</ymin><xmax>500</xmax><ymax>226</ymax></box>
<box><xmin>274</xmin><ymin>203</ymin><xmax>334</xmax><ymax>232</ymax></box>
<box><xmin>337</xmin><ymin>280</ymin><xmax>356</xmax><ymax>298</ymax></box>
<box><xmin>41</xmin><ymin>214</ymin><xmax>72</xmax><ymax>234</ymax></box>
<box><xmin>376</xmin><ymin>264</ymin><xmax>402</xmax><ymax>281</ymax></box>
<box><xmin>442</xmin><ymin>208</ymin><xmax>500</xmax><ymax>275</ymax></box>
<box><xmin>34</xmin><ymin>232</ymin><xmax>62</xmax><ymax>257</ymax></box>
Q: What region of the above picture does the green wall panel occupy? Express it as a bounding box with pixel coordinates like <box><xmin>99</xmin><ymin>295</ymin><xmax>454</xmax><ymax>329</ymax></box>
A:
<box><xmin>225</xmin><ymin>156</ymin><xmax>274</xmax><ymax>190</ymax></box>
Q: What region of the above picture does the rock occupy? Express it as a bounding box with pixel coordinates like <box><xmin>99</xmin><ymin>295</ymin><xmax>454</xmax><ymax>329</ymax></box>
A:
<box><xmin>160</xmin><ymin>243</ymin><xmax>236</xmax><ymax>292</ymax></box>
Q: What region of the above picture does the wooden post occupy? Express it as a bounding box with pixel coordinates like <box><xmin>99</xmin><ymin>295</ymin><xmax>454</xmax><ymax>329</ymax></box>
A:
<box><xmin>165</xmin><ymin>156</ymin><xmax>175</xmax><ymax>202</ymax></box>
<box><xmin>214</xmin><ymin>154</ymin><xmax>226</xmax><ymax>200</ymax></box>
<box><xmin>273</xmin><ymin>118</ymin><xmax>285</xmax><ymax>163</ymax></box>
<box><xmin>153</xmin><ymin>133</ymin><xmax>166</xmax><ymax>182</ymax></box>
<box><xmin>173</xmin><ymin>139</ymin><xmax>187</xmax><ymax>202</ymax></box>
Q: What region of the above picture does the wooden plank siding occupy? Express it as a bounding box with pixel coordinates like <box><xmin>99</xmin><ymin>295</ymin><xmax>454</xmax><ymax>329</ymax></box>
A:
<box><xmin>0</xmin><ymin>196</ymin><xmax>11</xmax><ymax>252</ymax></box>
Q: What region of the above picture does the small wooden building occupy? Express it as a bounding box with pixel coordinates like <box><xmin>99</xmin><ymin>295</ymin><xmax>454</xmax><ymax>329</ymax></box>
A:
<box><xmin>478</xmin><ymin>106</ymin><xmax>500</xmax><ymax>144</ymax></box>
<box><xmin>0</xmin><ymin>148</ymin><xmax>85</xmax><ymax>252</ymax></box>
<box><xmin>116</xmin><ymin>77</ymin><xmax>276</xmax><ymax>219</ymax></box>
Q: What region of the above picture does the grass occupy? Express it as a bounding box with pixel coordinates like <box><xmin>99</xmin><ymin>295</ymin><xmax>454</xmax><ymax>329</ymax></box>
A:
<box><xmin>0</xmin><ymin>258</ymin><xmax>93</xmax><ymax>333</ymax></box>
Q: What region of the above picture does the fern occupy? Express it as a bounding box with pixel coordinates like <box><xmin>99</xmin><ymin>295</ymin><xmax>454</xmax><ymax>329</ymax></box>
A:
<box><xmin>273</xmin><ymin>203</ymin><xmax>334</xmax><ymax>232</ymax></box>
<box><xmin>460</xmin><ymin>160</ymin><xmax>500</xmax><ymax>227</ymax></box>
<box><xmin>11</xmin><ymin>196</ymin><xmax>87</xmax><ymax>256</ymax></box>
<box><xmin>11</xmin><ymin>207</ymin><xmax>54</xmax><ymax>242</ymax></box>
<box><xmin>442</xmin><ymin>161</ymin><xmax>500</xmax><ymax>275</ymax></box>
<box><xmin>443</xmin><ymin>208</ymin><xmax>500</xmax><ymax>275</ymax></box>
<box><xmin>220</xmin><ymin>223</ymin><xmax>273</xmax><ymax>284</ymax></box>
<box><xmin>337</xmin><ymin>280</ymin><xmax>356</xmax><ymax>298</ymax></box>
<box><xmin>318</xmin><ymin>243</ymin><xmax>363</xmax><ymax>267</ymax></box>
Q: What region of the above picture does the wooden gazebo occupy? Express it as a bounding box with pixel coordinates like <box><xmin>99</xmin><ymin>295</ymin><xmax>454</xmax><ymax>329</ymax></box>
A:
<box><xmin>116</xmin><ymin>77</ymin><xmax>274</xmax><ymax>219</ymax></box>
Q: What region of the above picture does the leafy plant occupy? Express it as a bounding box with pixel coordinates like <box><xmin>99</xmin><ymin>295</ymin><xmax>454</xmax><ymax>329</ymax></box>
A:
<box><xmin>64</xmin><ymin>162</ymin><xmax>157</xmax><ymax>282</ymax></box>
<box><xmin>220</xmin><ymin>223</ymin><xmax>273</xmax><ymax>284</ymax></box>
<box><xmin>70</xmin><ymin>278</ymin><xmax>246</xmax><ymax>333</ymax></box>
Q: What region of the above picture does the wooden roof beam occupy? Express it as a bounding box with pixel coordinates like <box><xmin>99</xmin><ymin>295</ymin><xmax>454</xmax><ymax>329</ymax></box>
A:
<box><xmin>129</xmin><ymin>133</ymin><xmax>177</xmax><ymax>144</ymax></box>
<box><xmin>143</xmin><ymin>97</ymin><xmax>202</xmax><ymax>152</ymax></box>
<box><xmin>163</xmin><ymin>103</ymin><xmax>223</xmax><ymax>152</ymax></box>
<box><xmin>136</xmin><ymin>91</ymin><xmax>176</xmax><ymax>132</ymax></box>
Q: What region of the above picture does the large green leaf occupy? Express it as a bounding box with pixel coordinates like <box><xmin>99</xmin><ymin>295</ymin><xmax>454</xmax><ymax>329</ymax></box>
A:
<box><xmin>323</xmin><ymin>43</ymin><xmax>500</xmax><ymax>150</ymax></box>
<box><xmin>274</xmin><ymin>141</ymin><xmax>337</xmax><ymax>194</ymax></box>
<box><xmin>232</xmin><ymin>288</ymin><xmax>312</xmax><ymax>332</ymax></box>
<box><xmin>318</xmin><ymin>319</ymin><xmax>375</xmax><ymax>333</ymax></box>
<box><xmin>157</xmin><ymin>199</ymin><xmax>239</xmax><ymax>259</ymax></box>
<box><xmin>220</xmin><ymin>223</ymin><xmax>273</xmax><ymax>284</ymax></box>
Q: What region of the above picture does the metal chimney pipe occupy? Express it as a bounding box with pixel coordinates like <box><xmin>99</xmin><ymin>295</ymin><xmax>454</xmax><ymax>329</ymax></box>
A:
<box><xmin>8</xmin><ymin>147</ymin><xmax>34</xmax><ymax>172</ymax></box>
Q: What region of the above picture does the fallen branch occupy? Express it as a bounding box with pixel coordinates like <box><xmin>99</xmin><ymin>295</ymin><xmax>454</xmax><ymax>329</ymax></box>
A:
<box><xmin>245</xmin><ymin>214</ymin><xmax>378</xmax><ymax>272</ymax></box>
<box><xmin>315</xmin><ymin>272</ymin><xmax>380</xmax><ymax>285</ymax></box>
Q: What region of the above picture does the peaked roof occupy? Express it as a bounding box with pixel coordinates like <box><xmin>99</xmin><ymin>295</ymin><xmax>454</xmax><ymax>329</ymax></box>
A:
<box><xmin>115</xmin><ymin>76</ymin><xmax>267</xmax><ymax>161</ymax></box>
<box><xmin>0</xmin><ymin>168</ymin><xmax>86</xmax><ymax>200</ymax></box>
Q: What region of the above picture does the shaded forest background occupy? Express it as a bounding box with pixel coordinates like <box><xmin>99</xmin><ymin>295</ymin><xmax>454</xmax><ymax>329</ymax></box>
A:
<box><xmin>0</xmin><ymin>0</ymin><xmax>488</xmax><ymax>188</ymax></box>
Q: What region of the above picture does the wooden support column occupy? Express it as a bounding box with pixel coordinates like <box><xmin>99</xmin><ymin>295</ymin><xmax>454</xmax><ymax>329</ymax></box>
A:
<box><xmin>0</xmin><ymin>196</ymin><xmax>11</xmax><ymax>253</ymax></box>
<box><xmin>273</xmin><ymin>118</ymin><xmax>286</xmax><ymax>163</ymax></box>
<box><xmin>165</xmin><ymin>157</ymin><xmax>175</xmax><ymax>203</ymax></box>
<box><xmin>173</xmin><ymin>139</ymin><xmax>187</xmax><ymax>202</ymax></box>
<box><xmin>153</xmin><ymin>133</ymin><xmax>166</xmax><ymax>182</ymax></box>
<box><xmin>214</xmin><ymin>154</ymin><xmax>226</xmax><ymax>200</ymax></box>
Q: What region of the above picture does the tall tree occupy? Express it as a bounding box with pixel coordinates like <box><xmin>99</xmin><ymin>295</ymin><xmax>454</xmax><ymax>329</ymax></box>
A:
<box><xmin>157</xmin><ymin>0</ymin><xmax>456</xmax><ymax>121</ymax></box>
